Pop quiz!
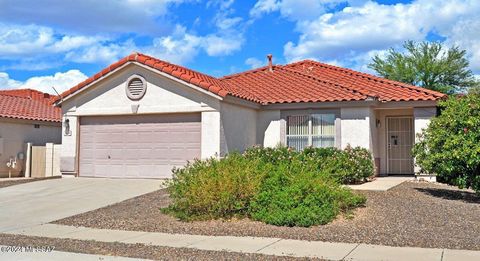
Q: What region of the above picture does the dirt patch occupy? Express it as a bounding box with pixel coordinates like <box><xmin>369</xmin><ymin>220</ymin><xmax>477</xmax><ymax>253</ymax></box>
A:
<box><xmin>55</xmin><ymin>181</ymin><xmax>480</xmax><ymax>250</ymax></box>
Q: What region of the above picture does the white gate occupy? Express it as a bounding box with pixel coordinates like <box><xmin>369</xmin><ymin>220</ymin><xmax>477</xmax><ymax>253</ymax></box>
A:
<box><xmin>386</xmin><ymin>117</ymin><xmax>414</xmax><ymax>175</ymax></box>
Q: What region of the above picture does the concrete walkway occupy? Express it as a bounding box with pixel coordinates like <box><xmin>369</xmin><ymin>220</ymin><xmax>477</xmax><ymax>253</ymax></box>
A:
<box><xmin>347</xmin><ymin>176</ymin><xmax>414</xmax><ymax>191</ymax></box>
<box><xmin>6</xmin><ymin>224</ymin><xmax>480</xmax><ymax>261</ymax></box>
<box><xmin>0</xmin><ymin>245</ymin><xmax>147</xmax><ymax>261</ymax></box>
<box><xmin>0</xmin><ymin>178</ymin><xmax>164</xmax><ymax>232</ymax></box>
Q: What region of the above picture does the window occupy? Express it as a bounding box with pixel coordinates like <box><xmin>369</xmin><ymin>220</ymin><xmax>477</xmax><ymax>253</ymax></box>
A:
<box><xmin>286</xmin><ymin>114</ymin><xmax>335</xmax><ymax>150</ymax></box>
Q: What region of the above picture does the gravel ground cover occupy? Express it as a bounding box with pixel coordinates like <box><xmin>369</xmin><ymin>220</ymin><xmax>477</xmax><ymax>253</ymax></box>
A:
<box><xmin>0</xmin><ymin>234</ymin><xmax>315</xmax><ymax>260</ymax></box>
<box><xmin>0</xmin><ymin>177</ymin><xmax>59</xmax><ymax>189</ymax></box>
<box><xmin>55</xmin><ymin>181</ymin><xmax>480</xmax><ymax>250</ymax></box>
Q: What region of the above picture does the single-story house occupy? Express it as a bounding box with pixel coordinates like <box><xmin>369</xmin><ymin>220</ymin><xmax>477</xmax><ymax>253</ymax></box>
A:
<box><xmin>0</xmin><ymin>89</ymin><xmax>62</xmax><ymax>177</ymax></box>
<box><xmin>55</xmin><ymin>52</ymin><xmax>445</xmax><ymax>179</ymax></box>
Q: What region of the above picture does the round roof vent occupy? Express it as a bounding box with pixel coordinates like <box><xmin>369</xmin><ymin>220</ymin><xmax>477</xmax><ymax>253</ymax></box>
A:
<box><xmin>126</xmin><ymin>75</ymin><xmax>147</xmax><ymax>100</ymax></box>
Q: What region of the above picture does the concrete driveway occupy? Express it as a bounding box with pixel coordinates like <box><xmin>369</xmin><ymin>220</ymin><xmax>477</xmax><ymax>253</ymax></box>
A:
<box><xmin>0</xmin><ymin>178</ymin><xmax>164</xmax><ymax>233</ymax></box>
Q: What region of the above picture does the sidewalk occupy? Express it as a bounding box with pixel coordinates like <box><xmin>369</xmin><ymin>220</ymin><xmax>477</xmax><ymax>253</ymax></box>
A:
<box><xmin>6</xmin><ymin>224</ymin><xmax>480</xmax><ymax>261</ymax></box>
<box><xmin>0</xmin><ymin>245</ymin><xmax>147</xmax><ymax>261</ymax></box>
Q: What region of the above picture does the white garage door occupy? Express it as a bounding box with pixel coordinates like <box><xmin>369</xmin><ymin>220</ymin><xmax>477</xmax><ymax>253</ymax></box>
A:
<box><xmin>79</xmin><ymin>114</ymin><xmax>201</xmax><ymax>178</ymax></box>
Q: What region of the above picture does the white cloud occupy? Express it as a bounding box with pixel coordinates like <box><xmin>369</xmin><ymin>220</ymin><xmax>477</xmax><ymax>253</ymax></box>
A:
<box><xmin>0</xmin><ymin>23</ymin><xmax>244</xmax><ymax>69</ymax></box>
<box><xmin>0</xmin><ymin>0</ymin><xmax>185</xmax><ymax>35</ymax></box>
<box><xmin>0</xmin><ymin>70</ymin><xmax>88</xmax><ymax>94</ymax></box>
<box><xmin>444</xmin><ymin>18</ymin><xmax>480</xmax><ymax>72</ymax></box>
<box><xmin>245</xmin><ymin>57</ymin><xmax>264</xmax><ymax>68</ymax></box>
<box><xmin>0</xmin><ymin>23</ymin><xmax>105</xmax><ymax>66</ymax></box>
<box><xmin>250</xmin><ymin>0</ymin><xmax>366</xmax><ymax>20</ymax></box>
<box><xmin>250</xmin><ymin>0</ymin><xmax>280</xmax><ymax>18</ymax></box>
<box><xmin>283</xmin><ymin>1</ymin><xmax>426</xmax><ymax>62</ymax></box>
<box><xmin>0</xmin><ymin>72</ymin><xmax>21</xmax><ymax>88</ymax></box>
<box><xmin>65</xmin><ymin>40</ymin><xmax>137</xmax><ymax>64</ymax></box>
<box><xmin>270</xmin><ymin>0</ymin><xmax>480</xmax><ymax>73</ymax></box>
<box><xmin>145</xmin><ymin>26</ymin><xmax>202</xmax><ymax>64</ymax></box>
<box><xmin>144</xmin><ymin>25</ymin><xmax>243</xmax><ymax>63</ymax></box>
<box><xmin>202</xmin><ymin>35</ymin><xmax>243</xmax><ymax>56</ymax></box>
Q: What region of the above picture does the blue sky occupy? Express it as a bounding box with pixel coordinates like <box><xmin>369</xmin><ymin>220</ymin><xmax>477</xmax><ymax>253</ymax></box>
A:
<box><xmin>0</xmin><ymin>0</ymin><xmax>478</xmax><ymax>93</ymax></box>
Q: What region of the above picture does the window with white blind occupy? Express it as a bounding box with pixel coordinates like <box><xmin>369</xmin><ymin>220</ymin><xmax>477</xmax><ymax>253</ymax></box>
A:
<box><xmin>286</xmin><ymin>114</ymin><xmax>335</xmax><ymax>150</ymax></box>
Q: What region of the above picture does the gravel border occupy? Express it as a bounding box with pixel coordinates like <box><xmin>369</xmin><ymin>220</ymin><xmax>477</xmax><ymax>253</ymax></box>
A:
<box><xmin>0</xmin><ymin>176</ymin><xmax>60</xmax><ymax>189</ymax></box>
<box><xmin>55</xmin><ymin>181</ymin><xmax>480</xmax><ymax>250</ymax></box>
<box><xmin>0</xmin><ymin>233</ymin><xmax>319</xmax><ymax>260</ymax></box>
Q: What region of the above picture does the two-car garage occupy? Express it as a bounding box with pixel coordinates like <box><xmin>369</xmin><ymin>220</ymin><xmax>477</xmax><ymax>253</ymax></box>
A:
<box><xmin>78</xmin><ymin>113</ymin><xmax>201</xmax><ymax>178</ymax></box>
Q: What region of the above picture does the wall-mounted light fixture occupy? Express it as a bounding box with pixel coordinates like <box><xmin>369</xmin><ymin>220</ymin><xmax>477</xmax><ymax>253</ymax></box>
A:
<box><xmin>64</xmin><ymin>118</ymin><xmax>71</xmax><ymax>136</ymax></box>
<box><xmin>376</xmin><ymin>119</ymin><xmax>381</xmax><ymax>128</ymax></box>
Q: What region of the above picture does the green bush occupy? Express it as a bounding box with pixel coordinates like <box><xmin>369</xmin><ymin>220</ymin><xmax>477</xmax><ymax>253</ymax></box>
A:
<box><xmin>321</xmin><ymin>146</ymin><xmax>375</xmax><ymax>184</ymax></box>
<box><xmin>164</xmin><ymin>146</ymin><xmax>371</xmax><ymax>227</ymax></box>
<box><xmin>164</xmin><ymin>153</ymin><xmax>270</xmax><ymax>220</ymax></box>
<box><xmin>249</xmin><ymin>159</ymin><xmax>366</xmax><ymax>227</ymax></box>
<box><xmin>244</xmin><ymin>145</ymin><xmax>374</xmax><ymax>184</ymax></box>
<box><xmin>413</xmin><ymin>94</ymin><xmax>480</xmax><ymax>193</ymax></box>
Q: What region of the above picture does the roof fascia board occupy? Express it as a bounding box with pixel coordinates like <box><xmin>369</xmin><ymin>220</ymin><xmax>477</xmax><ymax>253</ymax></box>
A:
<box><xmin>376</xmin><ymin>100</ymin><xmax>439</xmax><ymax>108</ymax></box>
<box><xmin>262</xmin><ymin>100</ymin><xmax>379</xmax><ymax>110</ymax></box>
<box><xmin>222</xmin><ymin>95</ymin><xmax>261</xmax><ymax>110</ymax></box>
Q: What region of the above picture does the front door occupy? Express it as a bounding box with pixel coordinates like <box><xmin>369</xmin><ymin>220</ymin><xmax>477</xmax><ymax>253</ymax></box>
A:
<box><xmin>386</xmin><ymin>116</ymin><xmax>414</xmax><ymax>175</ymax></box>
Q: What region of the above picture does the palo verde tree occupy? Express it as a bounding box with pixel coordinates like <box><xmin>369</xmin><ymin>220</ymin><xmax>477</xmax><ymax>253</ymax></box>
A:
<box><xmin>369</xmin><ymin>41</ymin><xmax>476</xmax><ymax>94</ymax></box>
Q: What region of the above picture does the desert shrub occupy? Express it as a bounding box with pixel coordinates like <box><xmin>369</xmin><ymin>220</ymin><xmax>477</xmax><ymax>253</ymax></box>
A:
<box><xmin>249</xmin><ymin>159</ymin><xmax>366</xmax><ymax>227</ymax></box>
<box><xmin>165</xmin><ymin>146</ymin><xmax>371</xmax><ymax>226</ymax></box>
<box><xmin>413</xmin><ymin>94</ymin><xmax>480</xmax><ymax>193</ymax></box>
<box><xmin>164</xmin><ymin>153</ymin><xmax>270</xmax><ymax>220</ymax></box>
<box><xmin>245</xmin><ymin>145</ymin><xmax>374</xmax><ymax>184</ymax></box>
<box><xmin>243</xmin><ymin>145</ymin><xmax>297</xmax><ymax>165</ymax></box>
<box><xmin>319</xmin><ymin>146</ymin><xmax>374</xmax><ymax>184</ymax></box>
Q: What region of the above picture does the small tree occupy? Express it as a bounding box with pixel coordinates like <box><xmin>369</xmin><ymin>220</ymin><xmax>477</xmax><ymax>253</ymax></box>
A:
<box><xmin>413</xmin><ymin>94</ymin><xmax>480</xmax><ymax>193</ymax></box>
<box><xmin>369</xmin><ymin>41</ymin><xmax>476</xmax><ymax>94</ymax></box>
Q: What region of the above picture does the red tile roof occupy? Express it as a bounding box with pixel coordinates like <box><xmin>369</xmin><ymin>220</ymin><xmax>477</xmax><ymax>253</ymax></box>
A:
<box><xmin>0</xmin><ymin>91</ymin><xmax>61</xmax><ymax>122</ymax></box>
<box><xmin>0</xmin><ymin>89</ymin><xmax>59</xmax><ymax>104</ymax></box>
<box><xmin>56</xmin><ymin>52</ymin><xmax>445</xmax><ymax>105</ymax></box>
<box><xmin>220</xmin><ymin>65</ymin><xmax>368</xmax><ymax>103</ymax></box>
<box><xmin>57</xmin><ymin>52</ymin><xmax>229</xmax><ymax>102</ymax></box>
<box><xmin>284</xmin><ymin>60</ymin><xmax>446</xmax><ymax>102</ymax></box>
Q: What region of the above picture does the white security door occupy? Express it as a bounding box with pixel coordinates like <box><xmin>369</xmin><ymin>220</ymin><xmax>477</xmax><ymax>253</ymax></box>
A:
<box><xmin>386</xmin><ymin>117</ymin><xmax>414</xmax><ymax>175</ymax></box>
<box><xmin>79</xmin><ymin>114</ymin><xmax>201</xmax><ymax>178</ymax></box>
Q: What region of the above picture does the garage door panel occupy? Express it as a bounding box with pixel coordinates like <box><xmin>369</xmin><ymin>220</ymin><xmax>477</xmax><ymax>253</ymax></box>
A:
<box><xmin>79</xmin><ymin>114</ymin><xmax>201</xmax><ymax>178</ymax></box>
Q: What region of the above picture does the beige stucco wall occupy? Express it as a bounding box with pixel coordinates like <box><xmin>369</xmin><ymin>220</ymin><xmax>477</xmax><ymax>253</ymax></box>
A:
<box><xmin>0</xmin><ymin>119</ymin><xmax>61</xmax><ymax>177</ymax></box>
<box><xmin>220</xmin><ymin>102</ymin><xmax>257</xmax><ymax>155</ymax></box>
<box><xmin>340</xmin><ymin>107</ymin><xmax>374</xmax><ymax>150</ymax></box>
<box><xmin>257</xmin><ymin>110</ymin><xmax>282</xmax><ymax>148</ymax></box>
<box><xmin>60</xmin><ymin>63</ymin><xmax>224</xmax><ymax>174</ymax></box>
<box><xmin>413</xmin><ymin>107</ymin><xmax>436</xmax><ymax>173</ymax></box>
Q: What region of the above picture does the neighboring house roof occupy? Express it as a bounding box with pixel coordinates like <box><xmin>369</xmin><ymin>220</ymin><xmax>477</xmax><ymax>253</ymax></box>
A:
<box><xmin>0</xmin><ymin>91</ymin><xmax>61</xmax><ymax>122</ymax></box>
<box><xmin>56</xmin><ymin>52</ymin><xmax>446</xmax><ymax>105</ymax></box>
<box><xmin>0</xmin><ymin>89</ymin><xmax>59</xmax><ymax>104</ymax></box>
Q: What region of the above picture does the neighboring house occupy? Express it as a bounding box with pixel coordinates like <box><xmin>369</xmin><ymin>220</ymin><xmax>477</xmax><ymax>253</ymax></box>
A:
<box><xmin>55</xmin><ymin>53</ymin><xmax>445</xmax><ymax>179</ymax></box>
<box><xmin>0</xmin><ymin>89</ymin><xmax>62</xmax><ymax>178</ymax></box>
